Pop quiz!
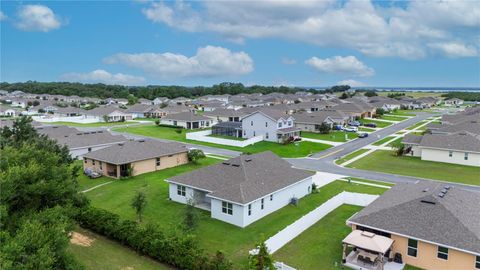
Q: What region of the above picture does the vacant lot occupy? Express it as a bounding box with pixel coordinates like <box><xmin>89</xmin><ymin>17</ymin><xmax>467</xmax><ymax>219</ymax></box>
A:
<box><xmin>85</xmin><ymin>161</ymin><xmax>387</xmax><ymax>268</ymax></box>
<box><xmin>301</xmin><ymin>131</ymin><xmax>358</xmax><ymax>142</ymax></box>
<box><xmin>346</xmin><ymin>150</ymin><xmax>479</xmax><ymax>186</ymax></box>
<box><xmin>114</xmin><ymin>125</ymin><xmax>332</xmax><ymax>158</ymax></box>
<box><xmin>69</xmin><ymin>228</ymin><xmax>172</xmax><ymax>270</ymax></box>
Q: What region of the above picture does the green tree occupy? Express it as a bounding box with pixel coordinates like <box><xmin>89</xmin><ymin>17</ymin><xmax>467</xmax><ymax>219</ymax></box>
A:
<box><xmin>210</xmin><ymin>251</ymin><xmax>232</xmax><ymax>270</ymax></box>
<box><xmin>188</xmin><ymin>149</ymin><xmax>206</xmax><ymax>164</ymax></box>
<box><xmin>318</xmin><ymin>122</ymin><xmax>331</xmax><ymax>134</ymax></box>
<box><xmin>127</xmin><ymin>94</ymin><xmax>138</xmax><ymax>105</ymax></box>
<box><xmin>339</xmin><ymin>92</ymin><xmax>349</xmax><ymax>99</ymax></box>
<box><xmin>391</xmin><ymin>141</ymin><xmax>405</xmax><ymax>156</ymax></box>
<box><xmin>154</xmin><ymin>119</ymin><xmax>160</xmax><ymax>125</ymax></box>
<box><xmin>364</xmin><ymin>90</ymin><xmax>377</xmax><ymax>97</ymax></box>
<box><xmin>376</xmin><ymin>108</ymin><xmax>385</xmax><ymax>116</ymax></box>
<box><xmin>183</xmin><ymin>198</ymin><xmax>199</xmax><ymax>231</ymax></box>
<box><xmin>131</xmin><ymin>191</ymin><xmax>147</xmax><ymax>222</ymax></box>
<box><xmin>102</xmin><ymin>115</ymin><xmax>109</xmax><ymax>123</ymax></box>
<box><xmin>249</xmin><ymin>242</ymin><xmax>274</xmax><ymax>270</ymax></box>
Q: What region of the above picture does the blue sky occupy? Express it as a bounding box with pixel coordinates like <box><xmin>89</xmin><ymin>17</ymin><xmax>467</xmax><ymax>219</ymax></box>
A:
<box><xmin>1</xmin><ymin>1</ymin><xmax>479</xmax><ymax>87</ymax></box>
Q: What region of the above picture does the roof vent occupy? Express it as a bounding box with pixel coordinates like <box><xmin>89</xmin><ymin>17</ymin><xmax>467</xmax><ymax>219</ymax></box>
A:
<box><xmin>438</xmin><ymin>193</ymin><xmax>445</xmax><ymax>198</ymax></box>
<box><xmin>422</xmin><ymin>188</ymin><xmax>429</xmax><ymax>192</ymax></box>
<box><xmin>444</xmin><ymin>186</ymin><xmax>451</xmax><ymax>190</ymax></box>
<box><xmin>138</xmin><ymin>139</ymin><xmax>145</xmax><ymax>142</ymax></box>
<box><xmin>76</xmin><ymin>133</ymin><xmax>82</xmax><ymax>135</ymax></box>
<box><xmin>245</xmin><ymin>158</ymin><xmax>252</xmax><ymax>162</ymax></box>
<box><xmin>231</xmin><ymin>164</ymin><xmax>240</xmax><ymax>167</ymax></box>
<box><xmin>52</xmin><ymin>126</ymin><xmax>58</xmax><ymax>129</ymax></box>
<box><xmin>420</xmin><ymin>199</ymin><xmax>436</xmax><ymax>205</ymax></box>
<box><xmin>222</xmin><ymin>162</ymin><xmax>230</xmax><ymax>165</ymax></box>
<box><xmin>118</xmin><ymin>143</ymin><xmax>124</xmax><ymax>146</ymax></box>
<box><xmin>98</xmin><ymin>131</ymin><xmax>103</xmax><ymax>133</ymax></box>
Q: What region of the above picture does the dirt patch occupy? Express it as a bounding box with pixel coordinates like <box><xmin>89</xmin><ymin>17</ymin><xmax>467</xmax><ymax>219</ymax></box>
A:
<box><xmin>70</xmin><ymin>231</ymin><xmax>94</xmax><ymax>247</ymax></box>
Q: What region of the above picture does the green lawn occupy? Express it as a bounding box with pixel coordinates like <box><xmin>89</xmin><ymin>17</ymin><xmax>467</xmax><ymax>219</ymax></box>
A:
<box><xmin>343</xmin><ymin>177</ymin><xmax>395</xmax><ymax>187</ymax></box>
<box><xmin>388</xmin><ymin>110</ymin><xmax>416</xmax><ymax>116</ymax></box>
<box><xmin>85</xmin><ymin>162</ymin><xmax>387</xmax><ymax>268</ymax></box>
<box><xmin>360</xmin><ymin>119</ymin><xmax>392</xmax><ymax>128</ymax></box>
<box><xmin>372</xmin><ymin>136</ymin><xmax>396</xmax><ymax>146</ymax></box>
<box><xmin>114</xmin><ymin>125</ymin><xmax>332</xmax><ymax>158</ymax></box>
<box><xmin>404</xmin><ymin>265</ymin><xmax>424</xmax><ymax>270</ymax></box>
<box><xmin>377</xmin><ymin>92</ymin><xmax>444</xmax><ymax>99</ymax></box>
<box><xmin>335</xmin><ymin>149</ymin><xmax>370</xmax><ymax>165</ymax></box>
<box><xmin>358</xmin><ymin>127</ymin><xmax>376</xmax><ymax>132</ymax></box>
<box><xmin>275</xmin><ymin>205</ymin><xmax>362</xmax><ymax>269</ymax></box>
<box><xmin>405</xmin><ymin>121</ymin><xmax>428</xmax><ymax>130</ymax></box>
<box><xmin>49</xmin><ymin>121</ymin><xmax>140</xmax><ymax>127</ymax></box>
<box><xmin>73</xmin><ymin>161</ymin><xmax>113</xmax><ymax>191</ymax></box>
<box><xmin>207</xmin><ymin>134</ymin><xmax>246</xmax><ymax>141</ymax></box>
<box><xmin>301</xmin><ymin>131</ymin><xmax>358</xmax><ymax>142</ymax></box>
<box><xmin>69</xmin><ymin>227</ymin><xmax>172</xmax><ymax>270</ymax></box>
<box><xmin>346</xmin><ymin>150</ymin><xmax>480</xmax><ymax>186</ymax></box>
<box><xmin>379</xmin><ymin>115</ymin><xmax>407</xmax><ymax>122</ymax></box>
<box><xmin>387</xmin><ymin>137</ymin><xmax>403</xmax><ymax>146</ymax></box>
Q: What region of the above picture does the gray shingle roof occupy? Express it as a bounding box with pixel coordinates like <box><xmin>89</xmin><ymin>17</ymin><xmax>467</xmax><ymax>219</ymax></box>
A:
<box><xmin>349</xmin><ymin>181</ymin><xmax>480</xmax><ymax>254</ymax></box>
<box><xmin>402</xmin><ymin>134</ymin><xmax>423</xmax><ymax>145</ymax></box>
<box><xmin>83</xmin><ymin>139</ymin><xmax>188</xmax><ymax>164</ymax></box>
<box><xmin>167</xmin><ymin>151</ymin><xmax>314</xmax><ymax>204</ymax></box>
<box><xmin>162</xmin><ymin>112</ymin><xmax>210</xmax><ymax>122</ymax></box>
<box><xmin>37</xmin><ymin>126</ymin><xmax>126</xmax><ymax>149</ymax></box>
<box><xmin>420</xmin><ymin>132</ymin><xmax>480</xmax><ymax>153</ymax></box>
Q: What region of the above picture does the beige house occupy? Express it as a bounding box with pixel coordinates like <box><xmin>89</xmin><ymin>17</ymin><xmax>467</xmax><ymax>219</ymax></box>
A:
<box><xmin>83</xmin><ymin>140</ymin><xmax>189</xmax><ymax>178</ymax></box>
<box><xmin>345</xmin><ymin>181</ymin><xmax>480</xmax><ymax>270</ymax></box>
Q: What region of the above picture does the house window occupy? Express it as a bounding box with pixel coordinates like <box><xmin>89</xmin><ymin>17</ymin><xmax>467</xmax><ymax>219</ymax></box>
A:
<box><xmin>222</xmin><ymin>201</ymin><xmax>233</xmax><ymax>215</ymax></box>
<box><xmin>270</xmin><ymin>194</ymin><xmax>273</xmax><ymax>201</ymax></box>
<box><xmin>173</xmin><ymin>121</ymin><xmax>177</xmax><ymax>126</ymax></box>
<box><xmin>265</xmin><ymin>122</ymin><xmax>268</xmax><ymax>127</ymax></box>
<box><xmin>243</xmin><ymin>130</ymin><xmax>246</xmax><ymax>136</ymax></box>
<box><xmin>261</xmin><ymin>198</ymin><xmax>264</xmax><ymax>210</ymax></box>
<box><xmin>278</xmin><ymin>122</ymin><xmax>282</xmax><ymax>128</ymax></box>
<box><xmin>449</xmin><ymin>151</ymin><xmax>453</xmax><ymax>157</ymax></box>
<box><xmin>99</xmin><ymin>161</ymin><xmax>102</xmax><ymax>170</ymax></box>
<box><xmin>177</xmin><ymin>185</ymin><xmax>186</xmax><ymax>196</ymax></box>
<box><xmin>88</xmin><ymin>147</ymin><xmax>92</xmax><ymax>152</ymax></box>
<box><xmin>253</xmin><ymin>131</ymin><xmax>256</xmax><ymax>136</ymax></box>
<box><xmin>248</xmin><ymin>204</ymin><xmax>252</xmax><ymax>216</ymax></box>
<box><xmin>251</xmin><ymin>121</ymin><xmax>253</xmax><ymax>126</ymax></box>
<box><xmin>84</xmin><ymin>158</ymin><xmax>87</xmax><ymax>164</ymax></box>
<box><xmin>156</xmin><ymin>158</ymin><xmax>161</xmax><ymax>166</ymax></box>
<box><xmin>465</xmin><ymin>153</ymin><xmax>469</xmax><ymax>160</ymax></box>
<box><xmin>437</xmin><ymin>246</ymin><xmax>448</xmax><ymax>260</ymax></box>
<box><xmin>288</xmin><ymin>121</ymin><xmax>292</xmax><ymax>126</ymax></box>
<box><xmin>266</xmin><ymin>133</ymin><xmax>269</xmax><ymax>139</ymax></box>
<box><xmin>475</xmin><ymin>255</ymin><xmax>480</xmax><ymax>269</ymax></box>
<box><xmin>92</xmin><ymin>160</ymin><xmax>95</xmax><ymax>166</ymax></box>
<box><xmin>407</xmin><ymin>239</ymin><xmax>418</xmax><ymax>257</ymax></box>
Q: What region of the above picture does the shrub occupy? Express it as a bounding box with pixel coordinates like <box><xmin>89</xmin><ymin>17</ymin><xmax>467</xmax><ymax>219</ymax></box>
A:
<box><xmin>318</xmin><ymin>122</ymin><xmax>331</xmax><ymax>134</ymax></box>
<box><xmin>75</xmin><ymin>206</ymin><xmax>231</xmax><ymax>270</ymax></box>
<box><xmin>154</xmin><ymin>119</ymin><xmax>160</xmax><ymax>125</ymax></box>
<box><xmin>188</xmin><ymin>149</ymin><xmax>206</xmax><ymax>164</ymax></box>
<box><xmin>376</xmin><ymin>108</ymin><xmax>385</xmax><ymax>116</ymax></box>
<box><xmin>175</xmin><ymin>128</ymin><xmax>183</xmax><ymax>134</ymax></box>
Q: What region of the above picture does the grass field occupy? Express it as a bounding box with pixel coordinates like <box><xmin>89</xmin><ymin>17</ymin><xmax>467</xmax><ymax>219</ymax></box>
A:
<box><xmin>114</xmin><ymin>125</ymin><xmax>332</xmax><ymax>158</ymax></box>
<box><xmin>85</xmin><ymin>162</ymin><xmax>387</xmax><ymax>268</ymax></box>
<box><xmin>343</xmin><ymin>177</ymin><xmax>395</xmax><ymax>187</ymax></box>
<box><xmin>358</xmin><ymin>127</ymin><xmax>376</xmax><ymax>132</ymax></box>
<box><xmin>301</xmin><ymin>131</ymin><xmax>358</xmax><ymax>142</ymax></box>
<box><xmin>360</xmin><ymin>119</ymin><xmax>392</xmax><ymax>128</ymax></box>
<box><xmin>69</xmin><ymin>228</ymin><xmax>172</xmax><ymax>270</ymax></box>
<box><xmin>274</xmin><ymin>205</ymin><xmax>363</xmax><ymax>269</ymax></box>
<box><xmin>335</xmin><ymin>149</ymin><xmax>370</xmax><ymax>165</ymax></box>
<box><xmin>388</xmin><ymin>110</ymin><xmax>416</xmax><ymax>116</ymax></box>
<box><xmin>48</xmin><ymin>121</ymin><xmax>140</xmax><ymax>127</ymax></box>
<box><xmin>405</xmin><ymin>121</ymin><xmax>428</xmax><ymax>130</ymax></box>
<box><xmin>372</xmin><ymin>136</ymin><xmax>396</xmax><ymax>146</ymax></box>
<box><xmin>346</xmin><ymin>150</ymin><xmax>480</xmax><ymax>186</ymax></box>
<box><xmin>379</xmin><ymin>115</ymin><xmax>407</xmax><ymax>122</ymax></box>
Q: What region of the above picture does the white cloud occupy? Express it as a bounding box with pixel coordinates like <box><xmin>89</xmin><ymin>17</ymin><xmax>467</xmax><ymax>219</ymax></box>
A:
<box><xmin>61</xmin><ymin>70</ymin><xmax>146</xmax><ymax>85</ymax></box>
<box><xmin>15</xmin><ymin>5</ymin><xmax>62</xmax><ymax>32</ymax></box>
<box><xmin>142</xmin><ymin>0</ymin><xmax>479</xmax><ymax>59</ymax></box>
<box><xmin>428</xmin><ymin>42</ymin><xmax>478</xmax><ymax>58</ymax></box>
<box><xmin>306</xmin><ymin>56</ymin><xmax>374</xmax><ymax>77</ymax></box>
<box><xmin>281</xmin><ymin>57</ymin><xmax>297</xmax><ymax>65</ymax></box>
<box><xmin>104</xmin><ymin>45</ymin><xmax>254</xmax><ymax>78</ymax></box>
<box><xmin>0</xmin><ymin>11</ymin><xmax>7</xmax><ymax>21</ymax></box>
<box><xmin>337</xmin><ymin>79</ymin><xmax>366</xmax><ymax>87</ymax></box>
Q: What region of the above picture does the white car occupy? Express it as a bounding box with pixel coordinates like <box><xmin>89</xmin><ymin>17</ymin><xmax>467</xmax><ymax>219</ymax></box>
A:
<box><xmin>344</xmin><ymin>126</ymin><xmax>358</xmax><ymax>132</ymax></box>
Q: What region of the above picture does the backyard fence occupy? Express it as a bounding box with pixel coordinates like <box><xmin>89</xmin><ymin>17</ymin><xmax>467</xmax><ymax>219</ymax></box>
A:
<box><xmin>264</xmin><ymin>192</ymin><xmax>379</xmax><ymax>253</ymax></box>
<box><xmin>33</xmin><ymin>115</ymin><xmax>101</xmax><ymax>123</ymax></box>
<box><xmin>186</xmin><ymin>129</ymin><xmax>264</xmax><ymax>147</ymax></box>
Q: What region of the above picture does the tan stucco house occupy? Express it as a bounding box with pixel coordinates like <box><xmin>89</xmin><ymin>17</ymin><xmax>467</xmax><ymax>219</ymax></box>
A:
<box><xmin>344</xmin><ymin>181</ymin><xmax>480</xmax><ymax>270</ymax></box>
<box><xmin>83</xmin><ymin>139</ymin><xmax>189</xmax><ymax>178</ymax></box>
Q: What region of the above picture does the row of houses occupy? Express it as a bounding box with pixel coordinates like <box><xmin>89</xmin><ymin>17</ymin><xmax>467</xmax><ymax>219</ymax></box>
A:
<box><xmin>402</xmin><ymin>107</ymin><xmax>480</xmax><ymax>167</ymax></box>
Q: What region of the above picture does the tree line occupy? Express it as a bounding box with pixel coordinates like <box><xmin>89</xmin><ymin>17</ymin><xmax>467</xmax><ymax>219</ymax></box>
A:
<box><xmin>441</xmin><ymin>91</ymin><xmax>480</xmax><ymax>102</ymax></box>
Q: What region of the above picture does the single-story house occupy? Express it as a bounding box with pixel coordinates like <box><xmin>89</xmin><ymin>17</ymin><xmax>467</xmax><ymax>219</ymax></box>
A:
<box><xmin>444</xmin><ymin>98</ymin><xmax>464</xmax><ymax>106</ymax></box>
<box><xmin>83</xmin><ymin>139</ymin><xmax>189</xmax><ymax>178</ymax></box>
<box><xmin>160</xmin><ymin>112</ymin><xmax>215</xmax><ymax>129</ymax></box>
<box><xmin>86</xmin><ymin>106</ymin><xmax>133</xmax><ymax>122</ymax></box>
<box><xmin>332</xmin><ymin>101</ymin><xmax>376</xmax><ymax>119</ymax></box>
<box><xmin>0</xmin><ymin>106</ymin><xmax>18</xmax><ymax>117</ymax></box>
<box><xmin>294</xmin><ymin>110</ymin><xmax>350</xmax><ymax>132</ymax></box>
<box><xmin>166</xmin><ymin>152</ymin><xmax>315</xmax><ymax>227</ymax></box>
<box><xmin>346</xmin><ymin>181</ymin><xmax>480</xmax><ymax>270</ymax></box>
<box><xmin>402</xmin><ymin>132</ymin><xmax>480</xmax><ymax>167</ymax></box>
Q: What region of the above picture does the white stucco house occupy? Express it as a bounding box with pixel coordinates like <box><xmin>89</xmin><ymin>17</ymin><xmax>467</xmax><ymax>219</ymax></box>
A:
<box><xmin>402</xmin><ymin>132</ymin><xmax>480</xmax><ymax>167</ymax></box>
<box><xmin>444</xmin><ymin>98</ymin><xmax>464</xmax><ymax>106</ymax></box>
<box><xmin>166</xmin><ymin>152</ymin><xmax>315</xmax><ymax>227</ymax></box>
<box><xmin>160</xmin><ymin>112</ymin><xmax>215</xmax><ymax>129</ymax></box>
<box><xmin>241</xmin><ymin>109</ymin><xmax>300</xmax><ymax>143</ymax></box>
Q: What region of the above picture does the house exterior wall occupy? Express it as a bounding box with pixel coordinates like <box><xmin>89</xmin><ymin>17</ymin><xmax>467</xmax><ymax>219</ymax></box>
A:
<box><xmin>390</xmin><ymin>234</ymin><xmax>477</xmax><ymax>270</ymax></box>
<box><xmin>131</xmin><ymin>152</ymin><xmax>189</xmax><ymax>176</ymax></box>
<box><xmin>210</xmin><ymin>199</ymin><xmax>246</xmax><ymax>227</ymax></box>
<box><xmin>160</xmin><ymin>119</ymin><xmax>215</xmax><ymax>129</ymax></box>
<box><xmin>168</xmin><ymin>184</ymin><xmax>196</xmax><ymax>204</ymax></box>
<box><xmin>242</xmin><ymin>113</ymin><xmax>279</xmax><ymax>142</ymax></box>
<box><xmin>83</xmin><ymin>157</ymin><xmax>111</xmax><ymax>176</ymax></box>
<box><xmin>420</xmin><ymin>148</ymin><xmax>480</xmax><ymax>167</ymax></box>
<box><xmin>404</xmin><ymin>144</ymin><xmax>422</xmax><ymax>157</ymax></box>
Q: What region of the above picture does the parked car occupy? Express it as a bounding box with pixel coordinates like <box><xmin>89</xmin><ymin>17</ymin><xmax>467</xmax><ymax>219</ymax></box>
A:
<box><xmin>363</xmin><ymin>123</ymin><xmax>377</xmax><ymax>128</ymax></box>
<box><xmin>333</xmin><ymin>125</ymin><xmax>344</xmax><ymax>130</ymax></box>
<box><xmin>84</xmin><ymin>168</ymin><xmax>102</xmax><ymax>179</ymax></box>
<box><xmin>344</xmin><ymin>126</ymin><xmax>358</xmax><ymax>132</ymax></box>
<box><xmin>358</xmin><ymin>133</ymin><xmax>369</xmax><ymax>138</ymax></box>
<box><xmin>293</xmin><ymin>136</ymin><xmax>301</xmax><ymax>141</ymax></box>
<box><xmin>348</xmin><ymin>121</ymin><xmax>361</xmax><ymax>127</ymax></box>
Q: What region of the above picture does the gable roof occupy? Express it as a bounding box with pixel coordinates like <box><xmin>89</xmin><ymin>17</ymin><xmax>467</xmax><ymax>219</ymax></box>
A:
<box><xmin>162</xmin><ymin>111</ymin><xmax>210</xmax><ymax>121</ymax></box>
<box><xmin>167</xmin><ymin>151</ymin><xmax>314</xmax><ymax>204</ymax></box>
<box><xmin>419</xmin><ymin>132</ymin><xmax>480</xmax><ymax>153</ymax></box>
<box><xmin>36</xmin><ymin>126</ymin><xmax>126</xmax><ymax>149</ymax></box>
<box><xmin>349</xmin><ymin>181</ymin><xmax>480</xmax><ymax>255</ymax></box>
<box><xmin>83</xmin><ymin>139</ymin><xmax>188</xmax><ymax>164</ymax></box>
<box><xmin>243</xmin><ymin>109</ymin><xmax>291</xmax><ymax>122</ymax></box>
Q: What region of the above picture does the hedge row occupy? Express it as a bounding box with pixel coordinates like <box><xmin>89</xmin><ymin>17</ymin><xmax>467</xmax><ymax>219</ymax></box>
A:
<box><xmin>75</xmin><ymin>206</ymin><xmax>231</xmax><ymax>270</ymax></box>
<box><xmin>156</xmin><ymin>123</ymin><xmax>184</xmax><ymax>129</ymax></box>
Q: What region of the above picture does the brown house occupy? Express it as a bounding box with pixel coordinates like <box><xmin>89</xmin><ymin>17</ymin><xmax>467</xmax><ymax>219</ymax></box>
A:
<box><xmin>83</xmin><ymin>139</ymin><xmax>189</xmax><ymax>178</ymax></box>
<box><xmin>344</xmin><ymin>181</ymin><xmax>480</xmax><ymax>270</ymax></box>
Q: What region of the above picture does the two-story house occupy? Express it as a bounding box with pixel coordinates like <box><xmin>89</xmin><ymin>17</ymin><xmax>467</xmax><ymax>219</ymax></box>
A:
<box><xmin>241</xmin><ymin>109</ymin><xmax>300</xmax><ymax>143</ymax></box>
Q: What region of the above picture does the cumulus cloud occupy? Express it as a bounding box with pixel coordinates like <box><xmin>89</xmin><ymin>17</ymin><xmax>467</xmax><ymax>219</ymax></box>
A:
<box><xmin>0</xmin><ymin>11</ymin><xmax>7</xmax><ymax>21</ymax></box>
<box><xmin>337</xmin><ymin>79</ymin><xmax>366</xmax><ymax>87</ymax></box>
<box><xmin>104</xmin><ymin>45</ymin><xmax>254</xmax><ymax>78</ymax></box>
<box><xmin>15</xmin><ymin>5</ymin><xmax>62</xmax><ymax>32</ymax></box>
<box><xmin>428</xmin><ymin>42</ymin><xmax>478</xmax><ymax>58</ymax></box>
<box><xmin>281</xmin><ymin>57</ymin><xmax>297</xmax><ymax>65</ymax></box>
<box><xmin>141</xmin><ymin>0</ymin><xmax>479</xmax><ymax>59</ymax></box>
<box><xmin>61</xmin><ymin>70</ymin><xmax>146</xmax><ymax>85</ymax></box>
<box><xmin>306</xmin><ymin>56</ymin><xmax>375</xmax><ymax>77</ymax></box>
